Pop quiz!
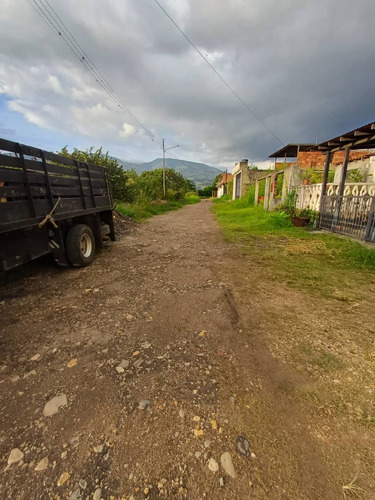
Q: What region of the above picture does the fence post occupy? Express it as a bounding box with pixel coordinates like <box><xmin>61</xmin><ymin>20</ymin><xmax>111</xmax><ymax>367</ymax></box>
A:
<box><xmin>318</xmin><ymin>152</ymin><xmax>332</xmax><ymax>228</ymax></box>
<box><xmin>281</xmin><ymin>169</ymin><xmax>288</xmax><ymax>203</ymax></box>
<box><xmin>365</xmin><ymin>197</ymin><xmax>375</xmax><ymax>241</ymax></box>
<box><xmin>332</xmin><ymin>147</ymin><xmax>350</xmax><ymax>229</ymax></box>
<box><xmin>264</xmin><ymin>177</ymin><xmax>271</xmax><ymax>211</ymax></box>
<box><xmin>319</xmin><ymin>152</ymin><xmax>332</xmax><ymax>212</ymax></box>
<box><xmin>254</xmin><ymin>180</ymin><xmax>259</xmax><ymax>206</ymax></box>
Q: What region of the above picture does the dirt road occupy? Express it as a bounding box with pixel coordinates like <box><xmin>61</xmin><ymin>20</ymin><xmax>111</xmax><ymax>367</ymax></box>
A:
<box><xmin>0</xmin><ymin>201</ymin><xmax>373</xmax><ymax>499</ymax></box>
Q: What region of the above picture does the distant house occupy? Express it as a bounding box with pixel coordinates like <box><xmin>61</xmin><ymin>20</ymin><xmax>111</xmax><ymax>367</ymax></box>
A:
<box><xmin>216</xmin><ymin>172</ymin><xmax>233</xmax><ymax>198</ymax></box>
<box><xmin>231</xmin><ymin>159</ymin><xmax>265</xmax><ymax>199</ymax></box>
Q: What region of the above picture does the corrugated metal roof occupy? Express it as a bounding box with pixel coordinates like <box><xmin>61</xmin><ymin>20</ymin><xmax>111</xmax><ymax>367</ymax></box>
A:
<box><xmin>315</xmin><ymin>121</ymin><xmax>375</xmax><ymax>152</ymax></box>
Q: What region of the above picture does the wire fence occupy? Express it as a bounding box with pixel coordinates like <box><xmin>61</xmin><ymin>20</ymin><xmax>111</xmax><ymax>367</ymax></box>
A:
<box><xmin>320</xmin><ymin>195</ymin><xmax>375</xmax><ymax>242</ymax></box>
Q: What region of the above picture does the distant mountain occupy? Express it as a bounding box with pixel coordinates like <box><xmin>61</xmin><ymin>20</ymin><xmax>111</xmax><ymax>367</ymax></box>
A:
<box><xmin>115</xmin><ymin>157</ymin><xmax>224</xmax><ymax>189</ymax></box>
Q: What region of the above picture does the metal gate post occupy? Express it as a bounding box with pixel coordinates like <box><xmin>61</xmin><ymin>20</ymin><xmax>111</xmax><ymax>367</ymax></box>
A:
<box><xmin>365</xmin><ymin>197</ymin><xmax>375</xmax><ymax>241</ymax></box>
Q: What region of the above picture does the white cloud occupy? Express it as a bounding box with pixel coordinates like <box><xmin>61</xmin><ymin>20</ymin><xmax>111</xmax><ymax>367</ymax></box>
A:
<box><xmin>70</xmin><ymin>103</ymin><xmax>119</xmax><ymax>137</ymax></box>
<box><xmin>46</xmin><ymin>75</ymin><xmax>64</xmax><ymax>95</ymax></box>
<box><xmin>0</xmin><ymin>0</ymin><xmax>375</xmax><ymax>166</ymax></box>
<box><xmin>9</xmin><ymin>100</ymin><xmax>51</xmax><ymax>128</ymax></box>
<box><xmin>119</xmin><ymin>122</ymin><xmax>136</xmax><ymax>138</ymax></box>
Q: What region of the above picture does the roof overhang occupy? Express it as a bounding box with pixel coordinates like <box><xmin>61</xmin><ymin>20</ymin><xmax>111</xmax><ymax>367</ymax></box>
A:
<box><xmin>269</xmin><ymin>143</ymin><xmax>316</xmax><ymax>159</ymax></box>
<box><xmin>315</xmin><ymin>121</ymin><xmax>375</xmax><ymax>153</ymax></box>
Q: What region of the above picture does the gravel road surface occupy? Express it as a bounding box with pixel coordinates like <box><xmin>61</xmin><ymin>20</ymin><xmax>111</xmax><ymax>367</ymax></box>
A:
<box><xmin>0</xmin><ymin>201</ymin><xmax>368</xmax><ymax>499</ymax></box>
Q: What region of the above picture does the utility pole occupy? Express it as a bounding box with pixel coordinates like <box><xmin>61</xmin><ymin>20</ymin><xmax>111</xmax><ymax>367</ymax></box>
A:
<box><xmin>162</xmin><ymin>139</ymin><xmax>180</xmax><ymax>200</ymax></box>
<box><xmin>162</xmin><ymin>139</ymin><xmax>165</xmax><ymax>199</ymax></box>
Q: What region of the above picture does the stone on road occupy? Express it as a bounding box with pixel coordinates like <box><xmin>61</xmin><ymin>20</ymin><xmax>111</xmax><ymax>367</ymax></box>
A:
<box><xmin>43</xmin><ymin>394</ymin><xmax>68</xmax><ymax>417</ymax></box>
<box><xmin>8</xmin><ymin>448</ymin><xmax>24</xmax><ymax>465</ymax></box>
<box><xmin>221</xmin><ymin>452</ymin><xmax>237</xmax><ymax>479</ymax></box>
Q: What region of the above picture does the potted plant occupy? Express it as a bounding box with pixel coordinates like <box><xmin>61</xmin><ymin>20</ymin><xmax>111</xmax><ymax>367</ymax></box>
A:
<box><xmin>291</xmin><ymin>210</ymin><xmax>309</xmax><ymax>227</ymax></box>
<box><xmin>291</xmin><ymin>208</ymin><xmax>318</xmax><ymax>227</ymax></box>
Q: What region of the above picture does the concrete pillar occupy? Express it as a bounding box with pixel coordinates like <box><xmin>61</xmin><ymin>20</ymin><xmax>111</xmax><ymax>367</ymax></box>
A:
<box><xmin>254</xmin><ymin>180</ymin><xmax>259</xmax><ymax>206</ymax></box>
<box><xmin>369</xmin><ymin>157</ymin><xmax>375</xmax><ymax>180</ymax></box>
<box><xmin>264</xmin><ymin>176</ymin><xmax>271</xmax><ymax>211</ymax></box>
<box><xmin>332</xmin><ymin>147</ymin><xmax>350</xmax><ymax>228</ymax></box>
<box><xmin>281</xmin><ymin>169</ymin><xmax>289</xmax><ymax>202</ymax></box>
<box><xmin>268</xmin><ymin>173</ymin><xmax>275</xmax><ymax>211</ymax></box>
<box><xmin>288</xmin><ymin>165</ymin><xmax>301</xmax><ymax>189</ymax></box>
<box><xmin>333</xmin><ymin>164</ymin><xmax>342</xmax><ymax>184</ymax></box>
<box><xmin>319</xmin><ymin>152</ymin><xmax>332</xmax><ymax>214</ymax></box>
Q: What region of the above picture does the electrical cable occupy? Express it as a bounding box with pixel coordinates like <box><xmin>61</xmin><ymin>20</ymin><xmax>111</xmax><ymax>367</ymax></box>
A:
<box><xmin>30</xmin><ymin>0</ymin><xmax>223</xmax><ymax>184</ymax></box>
<box><xmin>32</xmin><ymin>0</ymin><xmax>157</xmax><ymax>143</ymax></box>
<box><xmin>152</xmin><ymin>0</ymin><xmax>284</xmax><ymax>147</ymax></box>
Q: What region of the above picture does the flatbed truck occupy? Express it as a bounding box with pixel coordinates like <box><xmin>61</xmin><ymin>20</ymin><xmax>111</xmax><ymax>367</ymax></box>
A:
<box><xmin>0</xmin><ymin>138</ymin><xmax>115</xmax><ymax>271</ymax></box>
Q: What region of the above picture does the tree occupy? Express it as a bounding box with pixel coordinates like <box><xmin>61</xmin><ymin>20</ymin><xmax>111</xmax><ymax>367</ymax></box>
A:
<box><xmin>198</xmin><ymin>173</ymin><xmax>222</xmax><ymax>197</ymax></box>
<box><xmin>59</xmin><ymin>146</ymin><xmax>137</xmax><ymax>203</ymax></box>
<box><xmin>198</xmin><ymin>185</ymin><xmax>214</xmax><ymax>197</ymax></box>
<box><xmin>184</xmin><ymin>178</ymin><xmax>196</xmax><ymax>192</ymax></box>
<box><xmin>136</xmin><ymin>168</ymin><xmax>194</xmax><ymax>201</ymax></box>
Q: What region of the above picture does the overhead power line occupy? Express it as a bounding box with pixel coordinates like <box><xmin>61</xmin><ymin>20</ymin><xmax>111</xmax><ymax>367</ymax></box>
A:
<box><xmin>31</xmin><ymin>0</ymin><xmax>157</xmax><ymax>143</ymax></box>
<box><xmin>152</xmin><ymin>0</ymin><xmax>285</xmax><ymax>147</ymax></box>
<box><xmin>30</xmin><ymin>0</ymin><xmax>221</xmax><ymax>182</ymax></box>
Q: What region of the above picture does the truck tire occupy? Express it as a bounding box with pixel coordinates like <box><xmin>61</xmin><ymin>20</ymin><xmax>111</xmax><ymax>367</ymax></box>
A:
<box><xmin>66</xmin><ymin>224</ymin><xmax>96</xmax><ymax>267</ymax></box>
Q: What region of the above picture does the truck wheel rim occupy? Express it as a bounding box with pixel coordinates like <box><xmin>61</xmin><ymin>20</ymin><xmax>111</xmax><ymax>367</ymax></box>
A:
<box><xmin>80</xmin><ymin>233</ymin><xmax>92</xmax><ymax>257</ymax></box>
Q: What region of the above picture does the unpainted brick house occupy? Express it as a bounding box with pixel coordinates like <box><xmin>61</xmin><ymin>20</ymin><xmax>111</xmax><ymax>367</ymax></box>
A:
<box><xmin>216</xmin><ymin>172</ymin><xmax>233</xmax><ymax>198</ymax></box>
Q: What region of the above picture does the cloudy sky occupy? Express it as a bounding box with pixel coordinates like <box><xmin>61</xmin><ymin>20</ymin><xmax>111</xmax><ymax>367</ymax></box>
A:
<box><xmin>1</xmin><ymin>0</ymin><xmax>375</xmax><ymax>168</ymax></box>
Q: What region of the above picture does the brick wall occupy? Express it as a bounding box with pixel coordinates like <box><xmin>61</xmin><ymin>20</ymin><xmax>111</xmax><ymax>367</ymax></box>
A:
<box><xmin>275</xmin><ymin>151</ymin><xmax>371</xmax><ymax>170</ymax></box>
<box><xmin>217</xmin><ymin>173</ymin><xmax>233</xmax><ymax>186</ymax></box>
<box><xmin>296</xmin><ymin>150</ymin><xmax>371</xmax><ymax>169</ymax></box>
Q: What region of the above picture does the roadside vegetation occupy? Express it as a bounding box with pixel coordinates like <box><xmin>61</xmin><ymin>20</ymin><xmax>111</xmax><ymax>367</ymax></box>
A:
<box><xmin>213</xmin><ymin>186</ymin><xmax>375</xmax><ymax>456</ymax></box>
<box><xmin>198</xmin><ymin>173</ymin><xmax>223</xmax><ymax>197</ymax></box>
<box><xmin>59</xmin><ymin>146</ymin><xmax>199</xmax><ymax>221</ymax></box>
<box><xmin>116</xmin><ymin>193</ymin><xmax>200</xmax><ymax>222</ymax></box>
<box><xmin>212</xmin><ymin>189</ymin><xmax>375</xmax><ymax>301</ymax></box>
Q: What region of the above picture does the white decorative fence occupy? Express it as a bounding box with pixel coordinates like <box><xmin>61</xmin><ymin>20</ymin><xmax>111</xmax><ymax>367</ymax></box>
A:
<box><xmin>326</xmin><ymin>184</ymin><xmax>375</xmax><ymax>196</ymax></box>
<box><xmin>295</xmin><ymin>184</ymin><xmax>323</xmax><ymax>210</ymax></box>
<box><xmin>295</xmin><ymin>183</ymin><xmax>375</xmax><ymax>211</ymax></box>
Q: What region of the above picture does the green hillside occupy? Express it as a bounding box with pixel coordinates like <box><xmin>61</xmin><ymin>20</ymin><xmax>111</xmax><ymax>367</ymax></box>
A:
<box><xmin>116</xmin><ymin>157</ymin><xmax>224</xmax><ymax>189</ymax></box>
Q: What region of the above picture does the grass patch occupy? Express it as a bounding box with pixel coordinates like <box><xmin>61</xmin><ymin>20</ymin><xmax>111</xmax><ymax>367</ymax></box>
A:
<box><xmin>117</xmin><ymin>193</ymin><xmax>200</xmax><ymax>222</ymax></box>
<box><xmin>296</xmin><ymin>343</ymin><xmax>344</xmax><ymax>372</ymax></box>
<box><xmin>212</xmin><ymin>203</ymin><xmax>375</xmax><ymax>299</ymax></box>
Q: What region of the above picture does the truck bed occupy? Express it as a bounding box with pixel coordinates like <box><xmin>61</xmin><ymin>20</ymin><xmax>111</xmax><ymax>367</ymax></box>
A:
<box><xmin>0</xmin><ymin>138</ymin><xmax>113</xmax><ymax>234</ymax></box>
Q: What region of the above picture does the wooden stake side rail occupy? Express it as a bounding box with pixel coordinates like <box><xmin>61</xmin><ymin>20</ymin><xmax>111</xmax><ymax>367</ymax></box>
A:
<box><xmin>0</xmin><ymin>138</ymin><xmax>113</xmax><ymax>234</ymax></box>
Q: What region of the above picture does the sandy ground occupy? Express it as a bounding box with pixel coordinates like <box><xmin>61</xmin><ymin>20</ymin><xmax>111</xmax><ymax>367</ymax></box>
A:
<box><xmin>0</xmin><ymin>200</ymin><xmax>374</xmax><ymax>499</ymax></box>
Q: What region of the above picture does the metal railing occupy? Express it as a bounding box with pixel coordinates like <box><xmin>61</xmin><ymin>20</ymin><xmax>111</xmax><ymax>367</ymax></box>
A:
<box><xmin>320</xmin><ymin>195</ymin><xmax>375</xmax><ymax>242</ymax></box>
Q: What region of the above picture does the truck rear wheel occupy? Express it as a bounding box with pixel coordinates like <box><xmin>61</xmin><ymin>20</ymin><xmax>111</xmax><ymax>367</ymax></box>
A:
<box><xmin>66</xmin><ymin>224</ymin><xmax>96</xmax><ymax>267</ymax></box>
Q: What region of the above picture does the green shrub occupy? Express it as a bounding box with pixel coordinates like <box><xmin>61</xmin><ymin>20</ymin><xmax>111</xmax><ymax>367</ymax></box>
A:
<box><xmin>59</xmin><ymin>146</ymin><xmax>137</xmax><ymax>203</ymax></box>
<box><xmin>348</xmin><ymin>169</ymin><xmax>364</xmax><ymax>183</ymax></box>
<box><xmin>300</xmin><ymin>169</ymin><xmax>335</xmax><ymax>185</ymax></box>
<box><xmin>274</xmin><ymin>190</ymin><xmax>297</xmax><ymax>217</ymax></box>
